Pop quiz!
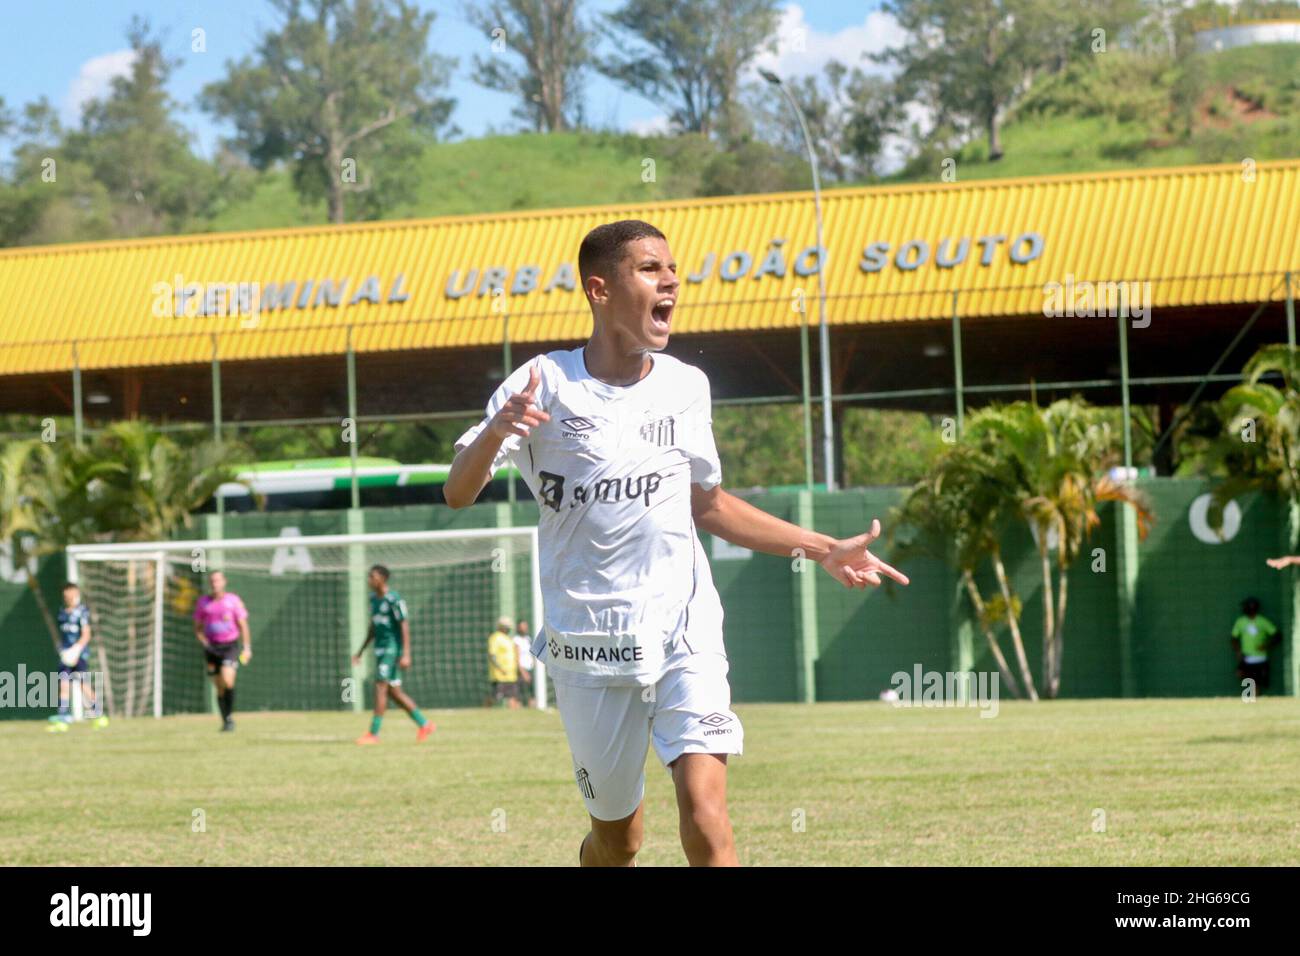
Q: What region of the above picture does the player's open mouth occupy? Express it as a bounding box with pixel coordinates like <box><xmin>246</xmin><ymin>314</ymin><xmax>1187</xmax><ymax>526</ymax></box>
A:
<box><xmin>651</xmin><ymin>298</ymin><xmax>674</xmax><ymax>330</ymax></box>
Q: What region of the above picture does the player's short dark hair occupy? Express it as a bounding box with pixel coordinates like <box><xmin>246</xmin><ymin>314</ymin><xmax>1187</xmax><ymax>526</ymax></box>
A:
<box><xmin>370</xmin><ymin>564</ymin><xmax>390</xmax><ymax>581</ymax></box>
<box><xmin>578</xmin><ymin>220</ymin><xmax>666</xmax><ymax>294</ymax></box>
<box><xmin>1242</xmin><ymin>596</ymin><xmax>1261</xmax><ymax>614</ymax></box>
<box><xmin>62</xmin><ymin>581</ymin><xmax>79</xmax><ymax>591</ymax></box>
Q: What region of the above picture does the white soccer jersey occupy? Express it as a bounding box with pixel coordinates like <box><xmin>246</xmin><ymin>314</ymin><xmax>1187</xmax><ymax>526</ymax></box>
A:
<box><xmin>454</xmin><ymin>347</ymin><xmax>727</xmax><ymax>687</ymax></box>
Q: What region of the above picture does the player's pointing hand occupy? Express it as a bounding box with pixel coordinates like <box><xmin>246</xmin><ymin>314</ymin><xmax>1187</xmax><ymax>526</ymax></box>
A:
<box><xmin>820</xmin><ymin>518</ymin><xmax>910</xmax><ymax>589</ymax></box>
<box><xmin>488</xmin><ymin>362</ymin><xmax>550</xmax><ymax>441</ymax></box>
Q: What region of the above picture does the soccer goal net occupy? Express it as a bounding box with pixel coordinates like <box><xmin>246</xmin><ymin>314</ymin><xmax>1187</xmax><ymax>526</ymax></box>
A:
<box><xmin>66</xmin><ymin>527</ymin><xmax>545</xmax><ymax>718</ymax></box>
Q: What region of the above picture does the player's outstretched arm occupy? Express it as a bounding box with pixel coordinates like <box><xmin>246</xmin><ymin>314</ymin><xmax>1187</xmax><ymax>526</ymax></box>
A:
<box><xmin>691</xmin><ymin>484</ymin><xmax>909</xmax><ymax>589</ymax></box>
<box><xmin>352</xmin><ymin>624</ymin><xmax>375</xmax><ymax>666</ymax></box>
<box><xmin>1266</xmin><ymin>555</ymin><xmax>1300</xmax><ymax>569</ymax></box>
<box><xmin>446</xmin><ymin>363</ymin><xmax>550</xmax><ymax>509</ymax></box>
<box><xmin>239</xmin><ymin>618</ymin><xmax>252</xmax><ymax>664</ymax></box>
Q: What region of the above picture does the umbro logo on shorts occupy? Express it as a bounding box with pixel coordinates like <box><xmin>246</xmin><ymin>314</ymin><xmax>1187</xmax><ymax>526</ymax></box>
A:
<box><xmin>575</xmin><ymin>766</ymin><xmax>596</xmax><ymax>799</ymax></box>
<box><xmin>701</xmin><ymin>712</ymin><xmax>733</xmax><ymax>736</ymax></box>
<box><xmin>561</xmin><ymin>416</ymin><xmax>596</xmax><ymax>440</ymax></box>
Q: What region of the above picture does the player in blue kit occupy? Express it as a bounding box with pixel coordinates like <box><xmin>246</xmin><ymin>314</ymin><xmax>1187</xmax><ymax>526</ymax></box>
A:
<box><xmin>48</xmin><ymin>582</ymin><xmax>107</xmax><ymax>731</ymax></box>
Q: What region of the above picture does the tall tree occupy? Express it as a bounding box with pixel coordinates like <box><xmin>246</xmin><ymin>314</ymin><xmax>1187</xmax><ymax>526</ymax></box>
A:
<box><xmin>599</xmin><ymin>0</ymin><xmax>780</xmax><ymax>140</ymax></box>
<box><xmin>1</xmin><ymin>98</ymin><xmax>114</xmax><ymax>247</ymax></box>
<box><xmin>876</xmin><ymin>0</ymin><xmax>1072</xmax><ymax>161</ymax></box>
<box><xmin>466</xmin><ymin>0</ymin><xmax>592</xmax><ymax>132</ymax></box>
<box><xmin>65</xmin><ymin>19</ymin><xmax>218</xmax><ymax>237</ymax></box>
<box><xmin>202</xmin><ymin>0</ymin><xmax>456</xmax><ymax>223</ymax></box>
<box><xmin>749</xmin><ymin>60</ymin><xmax>903</xmax><ymax>182</ymax></box>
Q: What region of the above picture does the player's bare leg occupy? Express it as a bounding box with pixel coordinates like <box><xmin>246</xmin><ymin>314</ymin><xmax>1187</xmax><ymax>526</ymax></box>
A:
<box><xmin>386</xmin><ymin>683</ymin><xmax>416</xmax><ymax>714</ymax></box>
<box><xmin>580</xmin><ymin>804</ymin><xmax>643</xmax><ymax>867</ymax></box>
<box><xmin>672</xmin><ymin>754</ymin><xmax>738</xmax><ymax>866</ymax></box>
<box><xmin>357</xmin><ymin>682</ymin><xmax>389</xmax><ymax>744</ymax></box>
<box><xmin>385</xmin><ymin>683</ymin><xmax>436</xmax><ymax>739</ymax></box>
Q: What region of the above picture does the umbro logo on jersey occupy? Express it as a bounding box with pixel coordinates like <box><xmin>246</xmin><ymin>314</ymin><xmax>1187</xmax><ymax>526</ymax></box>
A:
<box><xmin>549</xmin><ymin>636</ymin><xmax>561</xmax><ymax>658</ymax></box>
<box><xmin>576</xmin><ymin>766</ymin><xmax>596</xmax><ymax>799</ymax></box>
<box><xmin>560</xmin><ymin>416</ymin><xmax>597</xmax><ymax>440</ymax></box>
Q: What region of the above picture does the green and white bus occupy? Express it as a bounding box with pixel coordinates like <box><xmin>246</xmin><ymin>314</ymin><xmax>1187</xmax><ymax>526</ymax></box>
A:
<box><xmin>209</xmin><ymin>457</ymin><xmax>524</xmax><ymax>512</ymax></box>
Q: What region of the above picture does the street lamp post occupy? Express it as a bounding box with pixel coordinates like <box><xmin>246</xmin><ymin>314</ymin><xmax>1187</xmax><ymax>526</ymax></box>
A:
<box><xmin>760</xmin><ymin>68</ymin><xmax>835</xmax><ymax>491</ymax></box>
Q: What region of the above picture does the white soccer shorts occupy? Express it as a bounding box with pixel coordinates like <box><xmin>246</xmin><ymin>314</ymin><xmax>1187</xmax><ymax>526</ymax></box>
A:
<box><xmin>553</xmin><ymin>643</ymin><xmax>743</xmax><ymax>821</ymax></box>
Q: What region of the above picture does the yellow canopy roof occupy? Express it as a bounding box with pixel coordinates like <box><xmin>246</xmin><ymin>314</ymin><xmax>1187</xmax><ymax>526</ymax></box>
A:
<box><xmin>0</xmin><ymin>159</ymin><xmax>1295</xmax><ymax>375</ymax></box>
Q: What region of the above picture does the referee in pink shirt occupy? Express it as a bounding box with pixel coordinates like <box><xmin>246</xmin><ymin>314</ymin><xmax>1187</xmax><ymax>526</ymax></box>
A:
<box><xmin>193</xmin><ymin>571</ymin><xmax>252</xmax><ymax>732</ymax></box>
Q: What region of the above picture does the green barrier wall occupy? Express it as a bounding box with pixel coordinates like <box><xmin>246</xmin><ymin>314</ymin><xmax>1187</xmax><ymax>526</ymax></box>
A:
<box><xmin>2</xmin><ymin>478</ymin><xmax>1295</xmax><ymax>718</ymax></box>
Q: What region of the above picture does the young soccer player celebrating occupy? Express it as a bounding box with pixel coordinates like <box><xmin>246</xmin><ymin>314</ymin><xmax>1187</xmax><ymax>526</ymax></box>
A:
<box><xmin>351</xmin><ymin>565</ymin><xmax>435</xmax><ymax>745</ymax></box>
<box><xmin>194</xmin><ymin>570</ymin><xmax>251</xmax><ymax>732</ymax></box>
<box><xmin>48</xmin><ymin>582</ymin><xmax>106</xmax><ymax>730</ymax></box>
<box><xmin>446</xmin><ymin>220</ymin><xmax>909</xmax><ymax>867</ymax></box>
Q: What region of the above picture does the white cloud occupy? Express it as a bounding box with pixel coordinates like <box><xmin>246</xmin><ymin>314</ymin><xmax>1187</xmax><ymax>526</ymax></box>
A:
<box><xmin>63</xmin><ymin>49</ymin><xmax>136</xmax><ymax>125</ymax></box>
<box><xmin>750</xmin><ymin>4</ymin><xmax>906</xmax><ymax>83</ymax></box>
<box><xmin>628</xmin><ymin>114</ymin><xmax>673</xmax><ymax>136</ymax></box>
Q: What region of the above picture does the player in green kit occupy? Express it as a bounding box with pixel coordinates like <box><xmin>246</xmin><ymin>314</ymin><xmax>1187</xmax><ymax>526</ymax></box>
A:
<box><xmin>351</xmin><ymin>565</ymin><xmax>436</xmax><ymax>745</ymax></box>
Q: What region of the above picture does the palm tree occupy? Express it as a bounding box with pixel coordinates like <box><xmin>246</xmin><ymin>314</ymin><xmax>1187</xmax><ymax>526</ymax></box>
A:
<box><xmin>894</xmin><ymin>437</ymin><xmax>1034</xmax><ymax>699</ymax></box>
<box><xmin>1206</xmin><ymin>343</ymin><xmax>1300</xmax><ymax>521</ymax></box>
<box><xmin>92</xmin><ymin>422</ymin><xmax>240</xmax><ymax>542</ymax></box>
<box><xmin>968</xmin><ymin>399</ymin><xmax>1152</xmax><ymax>698</ymax></box>
<box><xmin>0</xmin><ymin>439</ymin><xmax>122</xmax><ymax>652</ymax></box>
<box><xmin>0</xmin><ymin>439</ymin><xmax>54</xmax><ymax>648</ymax></box>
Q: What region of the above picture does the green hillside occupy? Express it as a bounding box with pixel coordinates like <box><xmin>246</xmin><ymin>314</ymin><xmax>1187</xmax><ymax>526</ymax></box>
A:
<box><xmin>202</xmin><ymin>131</ymin><xmax>769</xmax><ymax>232</ymax></box>
<box><xmin>890</xmin><ymin>43</ymin><xmax>1299</xmax><ymax>184</ymax></box>
<box><xmin>194</xmin><ymin>43</ymin><xmax>1300</xmax><ymax>236</ymax></box>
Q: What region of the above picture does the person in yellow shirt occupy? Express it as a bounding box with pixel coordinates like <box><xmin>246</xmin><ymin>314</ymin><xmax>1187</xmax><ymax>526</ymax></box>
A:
<box><xmin>488</xmin><ymin>616</ymin><xmax>520</xmax><ymax>709</ymax></box>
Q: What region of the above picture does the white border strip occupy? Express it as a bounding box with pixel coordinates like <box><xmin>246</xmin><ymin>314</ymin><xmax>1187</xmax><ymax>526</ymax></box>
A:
<box><xmin>67</xmin><ymin>525</ymin><xmax>536</xmax><ymax>557</ymax></box>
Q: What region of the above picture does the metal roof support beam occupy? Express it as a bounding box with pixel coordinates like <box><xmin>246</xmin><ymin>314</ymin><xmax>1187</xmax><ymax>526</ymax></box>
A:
<box><xmin>951</xmin><ymin>291</ymin><xmax>964</xmax><ymax>438</ymax></box>
<box><xmin>800</xmin><ymin>318</ymin><xmax>813</xmax><ymax>490</ymax></box>
<box><xmin>211</xmin><ymin>334</ymin><xmax>224</xmax><ymax>516</ymax></box>
<box><xmin>347</xmin><ymin>326</ymin><xmax>360</xmax><ymax>511</ymax></box>
<box><xmin>1287</xmin><ymin>271</ymin><xmax>1295</xmax><ymax>349</ymax></box>
<box><xmin>1119</xmin><ymin>298</ymin><xmax>1133</xmax><ymax>470</ymax></box>
<box><xmin>71</xmin><ymin>342</ymin><xmax>83</xmax><ymax>448</ymax></box>
<box><xmin>503</xmin><ymin>312</ymin><xmax>515</xmax><ymax>505</ymax></box>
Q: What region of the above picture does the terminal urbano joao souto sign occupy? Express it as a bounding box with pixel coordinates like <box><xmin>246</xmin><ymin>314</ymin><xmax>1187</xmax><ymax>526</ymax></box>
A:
<box><xmin>441</xmin><ymin>232</ymin><xmax>1046</xmax><ymax>299</ymax></box>
<box><xmin>163</xmin><ymin>232</ymin><xmax>1046</xmax><ymax>318</ymax></box>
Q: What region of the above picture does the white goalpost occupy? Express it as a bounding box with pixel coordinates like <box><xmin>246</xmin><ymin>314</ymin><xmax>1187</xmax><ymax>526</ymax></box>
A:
<box><xmin>66</xmin><ymin>527</ymin><xmax>546</xmax><ymax>719</ymax></box>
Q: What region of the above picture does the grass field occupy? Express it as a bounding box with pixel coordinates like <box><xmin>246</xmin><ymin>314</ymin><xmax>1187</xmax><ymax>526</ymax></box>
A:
<box><xmin>5</xmin><ymin>698</ymin><xmax>1299</xmax><ymax>866</ymax></box>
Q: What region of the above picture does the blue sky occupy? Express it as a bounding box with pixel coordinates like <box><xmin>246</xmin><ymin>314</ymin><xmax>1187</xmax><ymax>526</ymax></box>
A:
<box><xmin>0</xmin><ymin>1</ymin><xmax>898</xmax><ymax>156</ymax></box>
